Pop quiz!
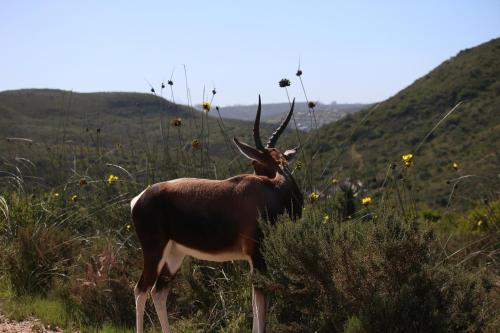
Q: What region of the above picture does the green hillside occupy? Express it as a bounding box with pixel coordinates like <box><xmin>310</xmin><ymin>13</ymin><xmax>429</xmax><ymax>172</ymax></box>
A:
<box><xmin>311</xmin><ymin>38</ymin><xmax>500</xmax><ymax>206</ymax></box>
<box><xmin>0</xmin><ymin>89</ymin><xmax>280</xmax><ymax>186</ymax></box>
<box><xmin>0</xmin><ymin>89</ymin><xmax>275</xmax><ymax>148</ymax></box>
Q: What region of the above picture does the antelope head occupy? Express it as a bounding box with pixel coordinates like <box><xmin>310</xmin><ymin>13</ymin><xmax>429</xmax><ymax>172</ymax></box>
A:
<box><xmin>233</xmin><ymin>96</ymin><xmax>299</xmax><ymax>178</ymax></box>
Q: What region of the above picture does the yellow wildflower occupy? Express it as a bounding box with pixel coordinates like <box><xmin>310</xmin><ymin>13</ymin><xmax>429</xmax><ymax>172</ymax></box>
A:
<box><xmin>402</xmin><ymin>153</ymin><xmax>413</xmax><ymax>168</ymax></box>
<box><xmin>191</xmin><ymin>139</ymin><xmax>201</xmax><ymax>149</ymax></box>
<box><xmin>107</xmin><ymin>174</ymin><xmax>119</xmax><ymax>184</ymax></box>
<box><xmin>322</xmin><ymin>215</ymin><xmax>330</xmax><ymax>224</ymax></box>
<box><xmin>477</xmin><ymin>220</ymin><xmax>483</xmax><ymax>227</ymax></box>
<box><xmin>453</xmin><ymin>162</ymin><xmax>459</xmax><ymax>170</ymax></box>
<box><xmin>126</xmin><ymin>224</ymin><xmax>132</xmax><ymax>231</ymax></box>
<box><xmin>71</xmin><ymin>195</ymin><xmax>78</xmax><ymax>202</ymax></box>
<box><xmin>361</xmin><ymin>196</ymin><xmax>372</xmax><ymax>206</ymax></box>
<box><xmin>309</xmin><ymin>192</ymin><xmax>320</xmax><ymax>203</ymax></box>
<box><xmin>53</xmin><ymin>192</ymin><xmax>60</xmax><ymax>198</ymax></box>
<box><xmin>202</xmin><ymin>102</ymin><xmax>211</xmax><ymax>113</ymax></box>
<box><xmin>332</xmin><ymin>178</ymin><xmax>338</xmax><ymax>185</ymax></box>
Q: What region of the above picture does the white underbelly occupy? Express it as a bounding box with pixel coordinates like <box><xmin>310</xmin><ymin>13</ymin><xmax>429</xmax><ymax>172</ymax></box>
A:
<box><xmin>158</xmin><ymin>241</ymin><xmax>252</xmax><ymax>275</ymax></box>
<box><xmin>173</xmin><ymin>242</ymin><xmax>250</xmax><ymax>263</ymax></box>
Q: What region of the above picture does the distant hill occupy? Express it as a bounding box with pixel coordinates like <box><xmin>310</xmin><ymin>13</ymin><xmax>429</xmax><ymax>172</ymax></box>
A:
<box><xmin>308</xmin><ymin>38</ymin><xmax>500</xmax><ymax>206</ymax></box>
<box><xmin>0</xmin><ymin>89</ymin><xmax>278</xmax><ymax>151</ymax></box>
<box><xmin>0</xmin><ymin>89</ymin><xmax>283</xmax><ymax>185</ymax></box>
<box><xmin>0</xmin><ymin>89</ymin><xmax>189</xmax><ymax>142</ymax></box>
<box><xmin>218</xmin><ymin>102</ymin><xmax>368</xmax><ymax>130</ymax></box>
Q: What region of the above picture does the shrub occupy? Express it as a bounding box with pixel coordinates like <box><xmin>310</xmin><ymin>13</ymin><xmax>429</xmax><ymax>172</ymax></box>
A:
<box><xmin>258</xmin><ymin>212</ymin><xmax>496</xmax><ymax>332</ymax></box>
<box><xmin>171</xmin><ymin>259</ymin><xmax>253</xmax><ymax>332</ymax></box>
<box><xmin>0</xmin><ymin>193</ymin><xmax>78</xmax><ymax>296</ymax></box>
<box><xmin>68</xmin><ymin>244</ymin><xmax>136</xmax><ymax>327</ymax></box>
<box><xmin>5</xmin><ymin>223</ymin><xmax>77</xmax><ymax>296</ymax></box>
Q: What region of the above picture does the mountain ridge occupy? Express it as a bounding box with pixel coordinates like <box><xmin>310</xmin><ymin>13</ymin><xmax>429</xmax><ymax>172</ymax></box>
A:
<box><xmin>310</xmin><ymin>37</ymin><xmax>500</xmax><ymax>206</ymax></box>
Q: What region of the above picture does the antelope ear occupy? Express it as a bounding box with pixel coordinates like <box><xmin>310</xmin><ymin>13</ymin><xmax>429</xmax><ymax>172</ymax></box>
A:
<box><xmin>283</xmin><ymin>147</ymin><xmax>299</xmax><ymax>161</ymax></box>
<box><xmin>233</xmin><ymin>137</ymin><xmax>263</xmax><ymax>161</ymax></box>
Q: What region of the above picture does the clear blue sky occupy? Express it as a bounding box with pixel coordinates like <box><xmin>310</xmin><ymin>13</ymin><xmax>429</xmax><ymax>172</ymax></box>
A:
<box><xmin>1</xmin><ymin>0</ymin><xmax>499</xmax><ymax>106</ymax></box>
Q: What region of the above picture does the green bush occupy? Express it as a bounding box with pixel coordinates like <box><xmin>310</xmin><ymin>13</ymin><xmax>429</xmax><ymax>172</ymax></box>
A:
<box><xmin>68</xmin><ymin>244</ymin><xmax>136</xmax><ymax>327</ymax></box>
<box><xmin>170</xmin><ymin>259</ymin><xmax>253</xmax><ymax>332</ymax></box>
<box><xmin>5</xmin><ymin>223</ymin><xmax>77</xmax><ymax>296</ymax></box>
<box><xmin>0</xmin><ymin>193</ymin><xmax>78</xmax><ymax>296</ymax></box>
<box><xmin>258</xmin><ymin>212</ymin><xmax>496</xmax><ymax>332</ymax></box>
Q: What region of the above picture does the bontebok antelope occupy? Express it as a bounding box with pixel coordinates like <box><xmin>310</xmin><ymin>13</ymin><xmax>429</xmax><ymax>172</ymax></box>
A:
<box><xmin>130</xmin><ymin>97</ymin><xmax>303</xmax><ymax>333</ymax></box>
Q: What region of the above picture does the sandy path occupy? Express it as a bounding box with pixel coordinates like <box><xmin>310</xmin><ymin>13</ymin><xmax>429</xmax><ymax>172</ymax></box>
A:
<box><xmin>0</xmin><ymin>314</ymin><xmax>61</xmax><ymax>333</ymax></box>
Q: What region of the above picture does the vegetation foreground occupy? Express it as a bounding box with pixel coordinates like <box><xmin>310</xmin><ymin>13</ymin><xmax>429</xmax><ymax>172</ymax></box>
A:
<box><xmin>1</xmin><ymin>39</ymin><xmax>499</xmax><ymax>332</ymax></box>
<box><xmin>0</xmin><ymin>158</ymin><xmax>498</xmax><ymax>332</ymax></box>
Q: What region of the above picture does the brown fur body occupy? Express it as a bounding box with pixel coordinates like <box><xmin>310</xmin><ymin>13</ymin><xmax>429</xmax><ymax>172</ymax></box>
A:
<box><xmin>132</xmin><ymin>172</ymin><xmax>302</xmax><ymax>278</ymax></box>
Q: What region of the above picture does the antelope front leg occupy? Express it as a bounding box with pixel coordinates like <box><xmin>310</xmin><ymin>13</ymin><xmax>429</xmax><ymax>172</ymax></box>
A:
<box><xmin>252</xmin><ymin>286</ymin><xmax>266</xmax><ymax>333</ymax></box>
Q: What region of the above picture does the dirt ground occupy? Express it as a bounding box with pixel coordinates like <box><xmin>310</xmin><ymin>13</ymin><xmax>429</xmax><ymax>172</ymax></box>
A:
<box><xmin>0</xmin><ymin>314</ymin><xmax>61</xmax><ymax>333</ymax></box>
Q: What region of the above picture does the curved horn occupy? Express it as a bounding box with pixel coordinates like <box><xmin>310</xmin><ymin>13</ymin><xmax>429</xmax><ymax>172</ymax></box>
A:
<box><xmin>253</xmin><ymin>95</ymin><xmax>265</xmax><ymax>151</ymax></box>
<box><xmin>266</xmin><ymin>98</ymin><xmax>295</xmax><ymax>148</ymax></box>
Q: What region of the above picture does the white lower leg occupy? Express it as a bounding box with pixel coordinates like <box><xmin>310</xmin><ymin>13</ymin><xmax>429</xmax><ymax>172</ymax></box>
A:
<box><xmin>134</xmin><ymin>285</ymin><xmax>148</xmax><ymax>333</ymax></box>
<box><xmin>150</xmin><ymin>245</ymin><xmax>184</xmax><ymax>333</ymax></box>
<box><xmin>151</xmin><ymin>285</ymin><xmax>171</xmax><ymax>333</ymax></box>
<box><xmin>252</xmin><ymin>286</ymin><xmax>266</xmax><ymax>333</ymax></box>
